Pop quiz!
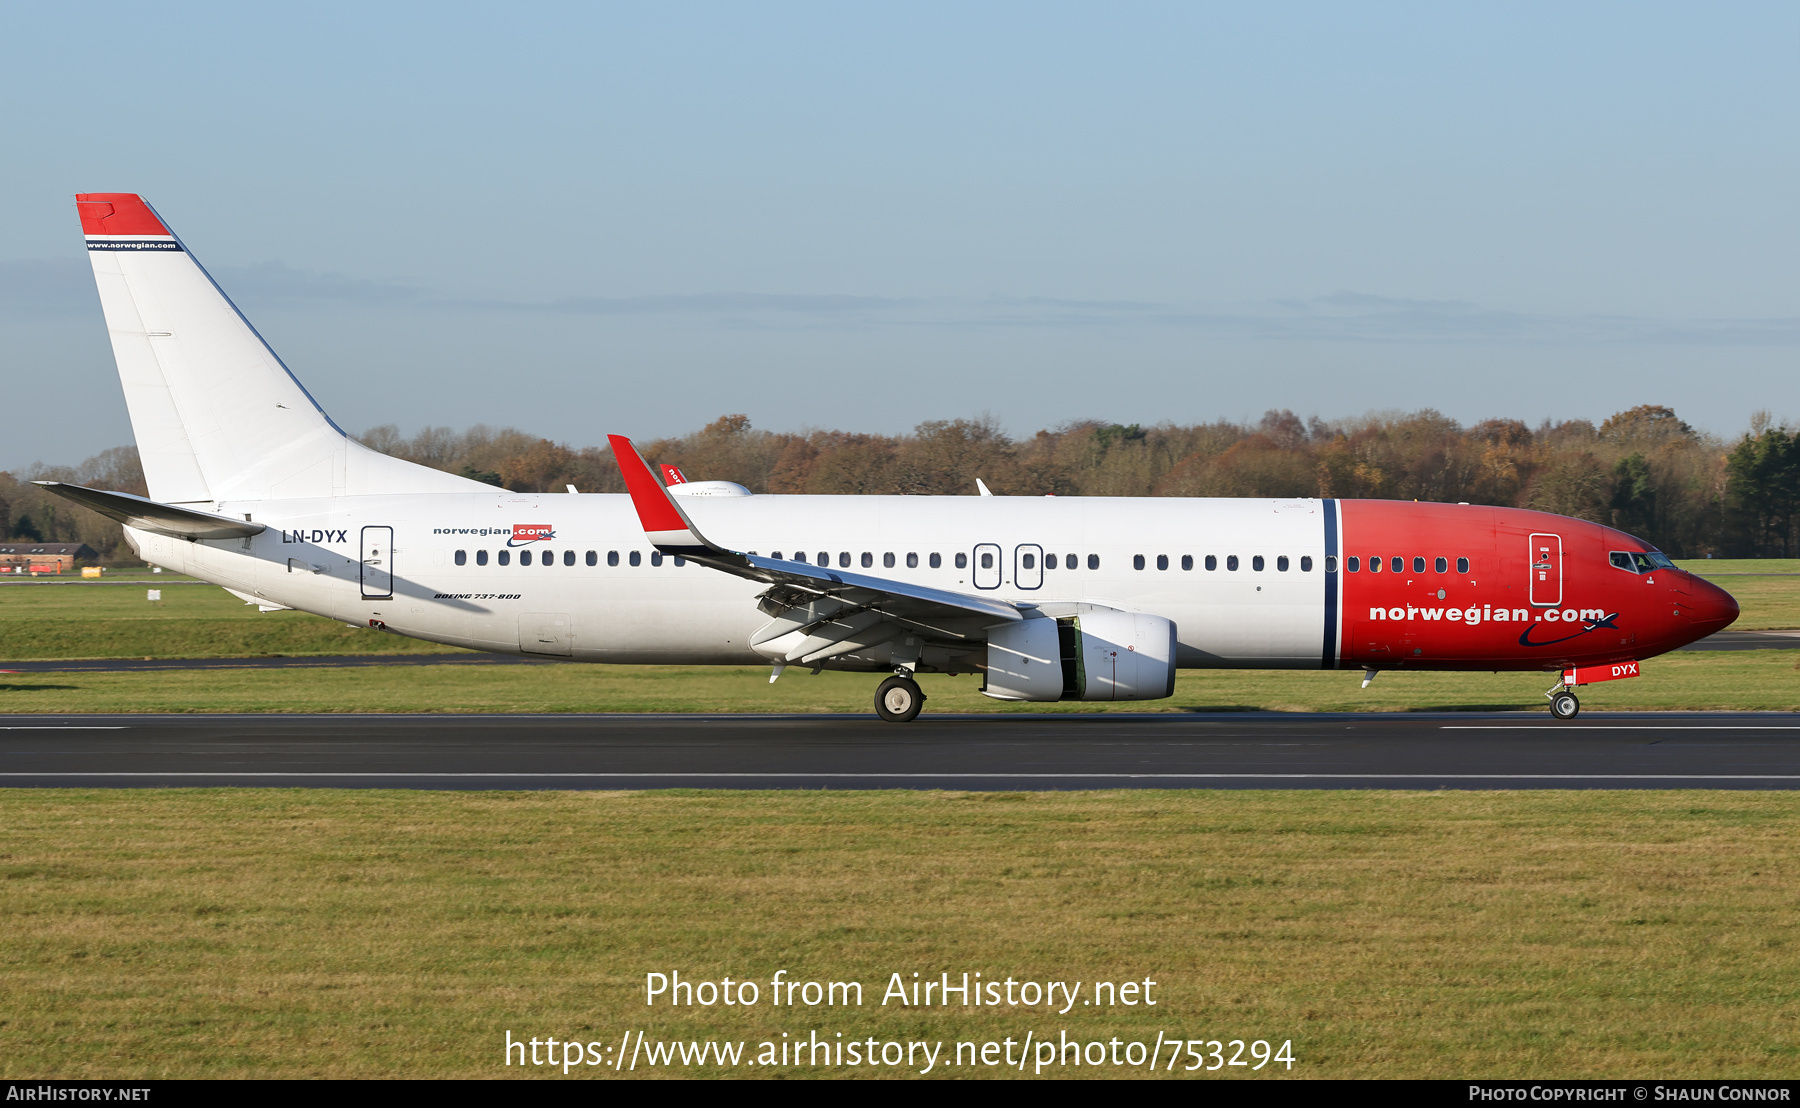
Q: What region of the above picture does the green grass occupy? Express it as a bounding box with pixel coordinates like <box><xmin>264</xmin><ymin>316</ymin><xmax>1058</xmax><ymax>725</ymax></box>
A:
<box><xmin>1</xmin><ymin>788</ymin><xmax>1796</xmax><ymax>1079</ymax></box>
<box><xmin>0</xmin><ymin>561</ymin><xmax>1795</xmax><ymax>713</ymax></box>
<box><xmin>0</xmin><ymin>560</ymin><xmax>1793</xmax><ymax>666</ymax></box>
<box><xmin>0</xmin><ymin>579</ymin><xmax>470</xmax><ymax>661</ymax></box>
<box><xmin>1679</xmin><ymin>559</ymin><xmax>1800</xmax><ymax>576</ymax></box>
<box><xmin>2</xmin><ymin>649</ymin><xmax>1796</xmax><ymax>714</ymax></box>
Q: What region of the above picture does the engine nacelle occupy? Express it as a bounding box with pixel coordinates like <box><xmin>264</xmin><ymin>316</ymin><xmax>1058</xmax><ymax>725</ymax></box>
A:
<box><xmin>1065</xmin><ymin>609</ymin><xmax>1177</xmax><ymax>701</ymax></box>
<box><xmin>981</xmin><ymin>609</ymin><xmax>1177</xmax><ymax>702</ymax></box>
<box><xmin>981</xmin><ymin>616</ymin><xmax>1063</xmax><ymax>701</ymax></box>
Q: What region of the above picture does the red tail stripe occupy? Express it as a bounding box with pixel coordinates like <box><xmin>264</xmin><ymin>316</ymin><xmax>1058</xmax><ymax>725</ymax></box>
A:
<box><xmin>75</xmin><ymin>193</ymin><xmax>171</xmax><ymax>237</ymax></box>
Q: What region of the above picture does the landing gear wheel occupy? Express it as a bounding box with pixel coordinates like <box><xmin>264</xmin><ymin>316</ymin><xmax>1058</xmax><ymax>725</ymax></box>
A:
<box><xmin>875</xmin><ymin>676</ymin><xmax>925</xmax><ymax>723</ymax></box>
<box><xmin>1550</xmin><ymin>691</ymin><xmax>1580</xmax><ymax>720</ymax></box>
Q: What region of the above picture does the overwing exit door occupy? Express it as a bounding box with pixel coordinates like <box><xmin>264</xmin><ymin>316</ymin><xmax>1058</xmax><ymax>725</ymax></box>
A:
<box><xmin>1528</xmin><ymin>532</ymin><xmax>1562</xmax><ymax>607</ymax></box>
<box><xmin>1015</xmin><ymin>544</ymin><xmax>1044</xmax><ymax>590</ymax></box>
<box><xmin>361</xmin><ymin>525</ymin><xmax>393</xmax><ymax>599</ymax></box>
<box><xmin>972</xmin><ymin>543</ymin><xmax>1002</xmax><ymax>589</ymax></box>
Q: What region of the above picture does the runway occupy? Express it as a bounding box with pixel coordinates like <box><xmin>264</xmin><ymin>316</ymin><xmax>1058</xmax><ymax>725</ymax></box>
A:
<box><xmin>3</xmin><ymin>711</ymin><xmax>1799</xmax><ymax>790</ymax></box>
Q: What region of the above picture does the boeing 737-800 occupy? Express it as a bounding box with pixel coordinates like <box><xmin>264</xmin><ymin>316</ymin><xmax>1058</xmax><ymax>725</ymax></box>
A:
<box><xmin>41</xmin><ymin>193</ymin><xmax>1739</xmax><ymax>721</ymax></box>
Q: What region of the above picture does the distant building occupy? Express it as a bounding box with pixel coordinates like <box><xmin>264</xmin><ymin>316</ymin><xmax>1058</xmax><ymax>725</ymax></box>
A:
<box><xmin>0</xmin><ymin>543</ymin><xmax>99</xmax><ymax>574</ymax></box>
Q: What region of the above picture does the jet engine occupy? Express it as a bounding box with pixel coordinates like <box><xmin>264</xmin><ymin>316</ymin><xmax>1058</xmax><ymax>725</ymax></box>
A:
<box><xmin>983</xmin><ymin>608</ymin><xmax>1177</xmax><ymax>702</ymax></box>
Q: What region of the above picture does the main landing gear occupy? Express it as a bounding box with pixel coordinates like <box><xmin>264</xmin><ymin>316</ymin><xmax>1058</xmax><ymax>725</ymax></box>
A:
<box><xmin>1547</xmin><ymin>684</ymin><xmax>1581</xmax><ymax>720</ymax></box>
<box><xmin>875</xmin><ymin>674</ymin><xmax>926</xmax><ymax>723</ymax></box>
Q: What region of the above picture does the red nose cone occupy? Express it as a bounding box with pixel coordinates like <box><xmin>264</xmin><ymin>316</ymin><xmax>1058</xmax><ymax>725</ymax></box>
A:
<box><xmin>1687</xmin><ymin>574</ymin><xmax>1740</xmax><ymax>634</ymax></box>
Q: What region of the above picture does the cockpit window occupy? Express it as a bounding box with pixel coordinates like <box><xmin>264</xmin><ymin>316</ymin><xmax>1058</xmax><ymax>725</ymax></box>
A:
<box><xmin>1611</xmin><ymin>550</ymin><xmax>1678</xmax><ymax>573</ymax></box>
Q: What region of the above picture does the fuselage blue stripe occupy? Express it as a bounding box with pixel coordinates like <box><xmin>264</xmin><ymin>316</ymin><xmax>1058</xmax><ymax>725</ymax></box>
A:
<box><xmin>1322</xmin><ymin>498</ymin><xmax>1340</xmax><ymax>669</ymax></box>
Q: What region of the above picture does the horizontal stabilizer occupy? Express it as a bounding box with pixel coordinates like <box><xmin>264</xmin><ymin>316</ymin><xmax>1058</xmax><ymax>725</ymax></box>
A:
<box><xmin>33</xmin><ymin>482</ymin><xmax>266</xmax><ymax>541</ymax></box>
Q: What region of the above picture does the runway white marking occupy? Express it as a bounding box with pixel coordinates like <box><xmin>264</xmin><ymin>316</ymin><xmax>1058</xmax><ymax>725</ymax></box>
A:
<box><xmin>3</xmin><ymin>772</ymin><xmax>1799</xmax><ymax>780</ymax></box>
<box><xmin>1442</xmin><ymin>726</ymin><xmax>1800</xmax><ymax>731</ymax></box>
<box><xmin>0</xmin><ymin>726</ymin><xmax>127</xmax><ymax>730</ymax></box>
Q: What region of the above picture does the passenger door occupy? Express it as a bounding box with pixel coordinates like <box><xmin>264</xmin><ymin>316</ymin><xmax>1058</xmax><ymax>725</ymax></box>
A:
<box><xmin>972</xmin><ymin>543</ymin><xmax>1002</xmax><ymax>589</ymax></box>
<box><xmin>1528</xmin><ymin>533</ymin><xmax>1562</xmax><ymax>607</ymax></box>
<box><xmin>360</xmin><ymin>525</ymin><xmax>393</xmax><ymax>599</ymax></box>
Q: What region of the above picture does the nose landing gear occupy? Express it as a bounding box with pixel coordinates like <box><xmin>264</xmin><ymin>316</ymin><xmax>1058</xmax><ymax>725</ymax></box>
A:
<box><xmin>875</xmin><ymin>674</ymin><xmax>926</xmax><ymax>723</ymax></box>
<box><xmin>1547</xmin><ymin>682</ymin><xmax>1580</xmax><ymax>720</ymax></box>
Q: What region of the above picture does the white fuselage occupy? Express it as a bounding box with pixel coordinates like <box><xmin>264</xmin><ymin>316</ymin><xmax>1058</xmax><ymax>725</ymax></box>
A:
<box><xmin>129</xmin><ymin>492</ymin><xmax>1336</xmax><ymax>670</ymax></box>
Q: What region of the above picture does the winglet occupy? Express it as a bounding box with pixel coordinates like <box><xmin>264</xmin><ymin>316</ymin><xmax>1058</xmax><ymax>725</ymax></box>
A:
<box><xmin>607</xmin><ymin>435</ymin><xmax>715</xmax><ymax>554</ymax></box>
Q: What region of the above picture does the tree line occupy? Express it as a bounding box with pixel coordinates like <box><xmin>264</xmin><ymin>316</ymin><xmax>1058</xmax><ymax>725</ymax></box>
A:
<box><xmin>4</xmin><ymin>406</ymin><xmax>1795</xmax><ymax>562</ymax></box>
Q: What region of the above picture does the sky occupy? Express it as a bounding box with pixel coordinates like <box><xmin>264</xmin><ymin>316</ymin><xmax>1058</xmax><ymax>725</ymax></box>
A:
<box><xmin>1</xmin><ymin>2</ymin><xmax>1795</xmax><ymax>470</ymax></box>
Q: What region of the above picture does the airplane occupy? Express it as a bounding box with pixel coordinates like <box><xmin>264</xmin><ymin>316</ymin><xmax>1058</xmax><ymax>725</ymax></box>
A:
<box><xmin>41</xmin><ymin>193</ymin><xmax>1740</xmax><ymax>723</ymax></box>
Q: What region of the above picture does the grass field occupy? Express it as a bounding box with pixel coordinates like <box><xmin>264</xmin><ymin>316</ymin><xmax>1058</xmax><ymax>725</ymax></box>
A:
<box><xmin>1</xmin><ymin>560</ymin><xmax>1793</xmax><ymax>667</ymax></box>
<box><xmin>1</xmin><ymin>788</ymin><xmax>1796</xmax><ymax>1079</ymax></box>
<box><xmin>2</xmin><ymin>561</ymin><xmax>1797</xmax><ymax>714</ymax></box>
<box><xmin>0</xmin><ymin>578</ymin><xmax>470</xmax><ymax>661</ymax></box>
<box><xmin>1</xmin><ymin>648</ymin><xmax>1797</xmax><ymax>714</ymax></box>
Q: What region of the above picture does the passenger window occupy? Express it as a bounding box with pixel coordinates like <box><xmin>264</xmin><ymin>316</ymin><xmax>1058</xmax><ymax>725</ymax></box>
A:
<box><xmin>1087</xmin><ymin>554</ymin><xmax>1099</xmax><ymax>570</ymax></box>
<box><xmin>1368</xmin><ymin>556</ymin><xmax>1379</xmax><ymax>573</ymax></box>
<box><xmin>454</xmin><ymin>550</ymin><xmax>467</xmax><ymax>566</ymax></box>
<box><xmin>629</xmin><ymin>551</ymin><xmax>642</xmax><ymax>566</ymax></box>
<box><xmin>1277</xmin><ymin>556</ymin><xmax>1290</xmax><ymax>571</ymax></box>
<box><xmin>955</xmin><ymin>553</ymin><xmax>967</xmax><ymax>569</ymax></box>
<box><xmin>1045</xmin><ymin>554</ymin><xmax>1058</xmax><ymax>569</ymax></box>
<box><xmin>1391</xmin><ymin>557</ymin><xmax>1403</xmax><ymax>573</ymax></box>
<box><xmin>520</xmin><ymin>550</ymin><xmax>532</xmax><ymax>566</ymax></box>
<box><xmin>931</xmin><ymin>553</ymin><xmax>942</xmax><ymax>569</ymax></box>
<box><xmin>1205</xmin><ymin>555</ymin><xmax>1217</xmax><ymax>571</ymax></box>
<box><xmin>605</xmin><ymin>551</ymin><xmax>617</xmax><ymax>566</ymax></box>
<box><xmin>1156</xmin><ymin>554</ymin><xmax>1168</xmax><ymax>570</ymax></box>
<box><xmin>860</xmin><ymin>552</ymin><xmax>872</xmax><ymax>568</ymax></box>
<box><xmin>1022</xmin><ymin>553</ymin><xmax>1036</xmax><ymax>570</ymax></box>
<box><xmin>674</xmin><ymin>556</ymin><xmax>686</xmax><ymax>567</ymax></box>
<box><xmin>1412</xmin><ymin>557</ymin><xmax>1424</xmax><ymax>574</ymax></box>
<box><xmin>1253</xmin><ymin>555</ymin><xmax>1265</xmax><ymax>571</ymax></box>
<box><xmin>1305</xmin><ymin>556</ymin><xmax>1317</xmax><ymax>572</ymax></box>
<box><xmin>651</xmin><ymin>552</ymin><xmax>664</xmax><ymax>566</ymax></box>
<box><xmin>1133</xmin><ymin>554</ymin><xmax>1146</xmax><ymax>570</ymax></box>
<box><xmin>1227</xmin><ymin>555</ymin><xmax>1239</xmax><ymax>571</ymax></box>
<box><xmin>1434</xmin><ymin>556</ymin><xmax>1447</xmax><ymax>573</ymax></box>
<box><xmin>1457</xmin><ymin>557</ymin><xmax>1470</xmax><ymax>574</ymax></box>
<box><xmin>1181</xmin><ymin>554</ymin><xmax>1193</xmax><ymax>571</ymax></box>
<box><xmin>883</xmin><ymin>553</ymin><xmax>895</xmax><ymax>568</ymax></box>
<box><xmin>476</xmin><ymin>549</ymin><xmax>488</xmax><ymax>566</ymax></box>
<box><xmin>1347</xmin><ymin>556</ymin><xmax>1359</xmax><ymax>572</ymax></box>
<box><xmin>545</xmin><ymin>552</ymin><xmax>555</xmax><ymax>568</ymax></box>
<box><xmin>818</xmin><ymin>551</ymin><xmax>829</xmax><ymax>566</ymax></box>
<box><xmin>907</xmin><ymin>552</ymin><xmax>919</xmax><ymax>569</ymax></box>
<box><xmin>498</xmin><ymin>550</ymin><xmax>510</xmax><ymax>566</ymax></box>
<box><xmin>566</xmin><ymin>550</ymin><xmax>577</xmax><ymax>566</ymax></box>
<box><xmin>980</xmin><ymin>552</ymin><xmax>994</xmax><ymax>570</ymax></box>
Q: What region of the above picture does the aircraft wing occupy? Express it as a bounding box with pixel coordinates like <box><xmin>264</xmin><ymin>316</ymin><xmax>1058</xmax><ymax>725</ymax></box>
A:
<box><xmin>34</xmin><ymin>481</ymin><xmax>266</xmax><ymax>540</ymax></box>
<box><xmin>608</xmin><ymin>435</ymin><xmax>1024</xmax><ymax>664</ymax></box>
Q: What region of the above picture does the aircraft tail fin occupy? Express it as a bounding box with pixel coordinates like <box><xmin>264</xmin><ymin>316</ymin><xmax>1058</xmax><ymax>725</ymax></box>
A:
<box><xmin>77</xmin><ymin>193</ymin><xmax>482</xmax><ymax>503</ymax></box>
